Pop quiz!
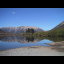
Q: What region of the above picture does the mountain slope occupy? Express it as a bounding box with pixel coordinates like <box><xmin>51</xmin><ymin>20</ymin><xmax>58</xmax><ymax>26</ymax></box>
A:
<box><xmin>52</xmin><ymin>21</ymin><xmax>64</xmax><ymax>30</ymax></box>
<box><xmin>48</xmin><ymin>21</ymin><xmax>64</xmax><ymax>37</ymax></box>
<box><xmin>0</xmin><ymin>26</ymin><xmax>43</xmax><ymax>33</ymax></box>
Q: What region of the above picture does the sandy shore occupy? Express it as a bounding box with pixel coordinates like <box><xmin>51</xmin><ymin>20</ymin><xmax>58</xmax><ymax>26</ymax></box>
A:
<box><xmin>0</xmin><ymin>46</ymin><xmax>64</xmax><ymax>56</ymax></box>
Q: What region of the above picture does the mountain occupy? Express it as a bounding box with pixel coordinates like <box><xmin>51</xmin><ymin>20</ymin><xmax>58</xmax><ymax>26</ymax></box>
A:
<box><xmin>0</xmin><ymin>26</ymin><xmax>43</xmax><ymax>33</ymax></box>
<box><xmin>52</xmin><ymin>21</ymin><xmax>64</xmax><ymax>30</ymax></box>
<box><xmin>48</xmin><ymin>21</ymin><xmax>64</xmax><ymax>37</ymax></box>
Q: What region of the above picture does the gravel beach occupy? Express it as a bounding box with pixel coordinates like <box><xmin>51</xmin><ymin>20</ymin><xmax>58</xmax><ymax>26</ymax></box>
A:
<box><xmin>0</xmin><ymin>46</ymin><xmax>64</xmax><ymax>56</ymax></box>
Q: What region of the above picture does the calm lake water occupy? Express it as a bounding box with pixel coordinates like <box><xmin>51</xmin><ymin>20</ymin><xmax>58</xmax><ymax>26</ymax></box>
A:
<box><xmin>0</xmin><ymin>36</ymin><xmax>64</xmax><ymax>51</ymax></box>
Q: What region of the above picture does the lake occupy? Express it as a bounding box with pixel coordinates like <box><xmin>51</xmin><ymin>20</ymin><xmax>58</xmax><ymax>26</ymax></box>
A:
<box><xmin>0</xmin><ymin>36</ymin><xmax>64</xmax><ymax>51</ymax></box>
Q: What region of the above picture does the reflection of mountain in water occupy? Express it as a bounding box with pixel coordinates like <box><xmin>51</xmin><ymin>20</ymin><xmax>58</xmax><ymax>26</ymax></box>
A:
<box><xmin>38</xmin><ymin>37</ymin><xmax>64</xmax><ymax>42</ymax></box>
<box><xmin>0</xmin><ymin>36</ymin><xmax>41</xmax><ymax>43</ymax></box>
<box><xmin>0</xmin><ymin>36</ymin><xmax>64</xmax><ymax>43</ymax></box>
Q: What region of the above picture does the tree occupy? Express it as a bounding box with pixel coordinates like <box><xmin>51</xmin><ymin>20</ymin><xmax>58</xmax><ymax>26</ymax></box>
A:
<box><xmin>26</xmin><ymin>28</ymin><xmax>35</xmax><ymax>34</ymax></box>
<box><xmin>30</xmin><ymin>29</ymin><xmax>34</xmax><ymax>34</ymax></box>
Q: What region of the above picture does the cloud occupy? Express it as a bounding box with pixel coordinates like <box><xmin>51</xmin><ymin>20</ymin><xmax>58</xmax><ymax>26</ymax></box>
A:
<box><xmin>12</xmin><ymin>11</ymin><xmax>16</xmax><ymax>15</ymax></box>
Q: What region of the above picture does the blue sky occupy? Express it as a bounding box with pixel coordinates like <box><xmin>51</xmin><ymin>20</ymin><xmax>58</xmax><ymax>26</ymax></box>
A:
<box><xmin>0</xmin><ymin>8</ymin><xmax>64</xmax><ymax>31</ymax></box>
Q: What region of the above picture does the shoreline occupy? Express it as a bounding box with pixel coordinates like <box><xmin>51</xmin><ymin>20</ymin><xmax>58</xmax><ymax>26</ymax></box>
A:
<box><xmin>0</xmin><ymin>46</ymin><xmax>64</xmax><ymax>56</ymax></box>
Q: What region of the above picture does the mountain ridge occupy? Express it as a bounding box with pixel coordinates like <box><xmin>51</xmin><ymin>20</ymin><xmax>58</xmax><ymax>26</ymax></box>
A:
<box><xmin>0</xmin><ymin>26</ymin><xmax>43</xmax><ymax>33</ymax></box>
<box><xmin>51</xmin><ymin>21</ymin><xmax>64</xmax><ymax>31</ymax></box>
<box><xmin>0</xmin><ymin>21</ymin><xmax>64</xmax><ymax>34</ymax></box>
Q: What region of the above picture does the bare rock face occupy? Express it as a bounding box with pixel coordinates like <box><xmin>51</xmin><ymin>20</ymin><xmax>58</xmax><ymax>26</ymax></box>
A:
<box><xmin>0</xmin><ymin>26</ymin><xmax>43</xmax><ymax>33</ymax></box>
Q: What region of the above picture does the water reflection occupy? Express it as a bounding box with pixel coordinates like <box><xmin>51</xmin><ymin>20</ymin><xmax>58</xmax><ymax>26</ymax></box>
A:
<box><xmin>45</xmin><ymin>37</ymin><xmax>64</xmax><ymax>42</ymax></box>
<box><xmin>0</xmin><ymin>36</ymin><xmax>64</xmax><ymax>43</ymax></box>
<box><xmin>0</xmin><ymin>36</ymin><xmax>41</xmax><ymax>43</ymax></box>
<box><xmin>38</xmin><ymin>37</ymin><xmax>64</xmax><ymax>42</ymax></box>
<box><xmin>0</xmin><ymin>35</ymin><xmax>64</xmax><ymax>52</ymax></box>
<box><xmin>26</xmin><ymin>37</ymin><xmax>34</xmax><ymax>42</ymax></box>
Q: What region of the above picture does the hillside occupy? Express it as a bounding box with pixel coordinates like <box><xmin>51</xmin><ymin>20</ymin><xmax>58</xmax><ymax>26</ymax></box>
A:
<box><xmin>48</xmin><ymin>21</ymin><xmax>64</xmax><ymax>37</ymax></box>
<box><xmin>52</xmin><ymin>21</ymin><xmax>64</xmax><ymax>30</ymax></box>
<box><xmin>0</xmin><ymin>26</ymin><xmax>43</xmax><ymax>34</ymax></box>
<box><xmin>33</xmin><ymin>21</ymin><xmax>64</xmax><ymax>37</ymax></box>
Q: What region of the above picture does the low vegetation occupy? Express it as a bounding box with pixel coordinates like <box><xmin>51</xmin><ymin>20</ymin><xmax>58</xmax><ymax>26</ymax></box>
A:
<box><xmin>21</xmin><ymin>28</ymin><xmax>64</xmax><ymax>37</ymax></box>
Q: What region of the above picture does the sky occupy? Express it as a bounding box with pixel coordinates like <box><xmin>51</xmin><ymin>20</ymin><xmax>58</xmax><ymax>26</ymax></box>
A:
<box><xmin>0</xmin><ymin>8</ymin><xmax>64</xmax><ymax>31</ymax></box>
